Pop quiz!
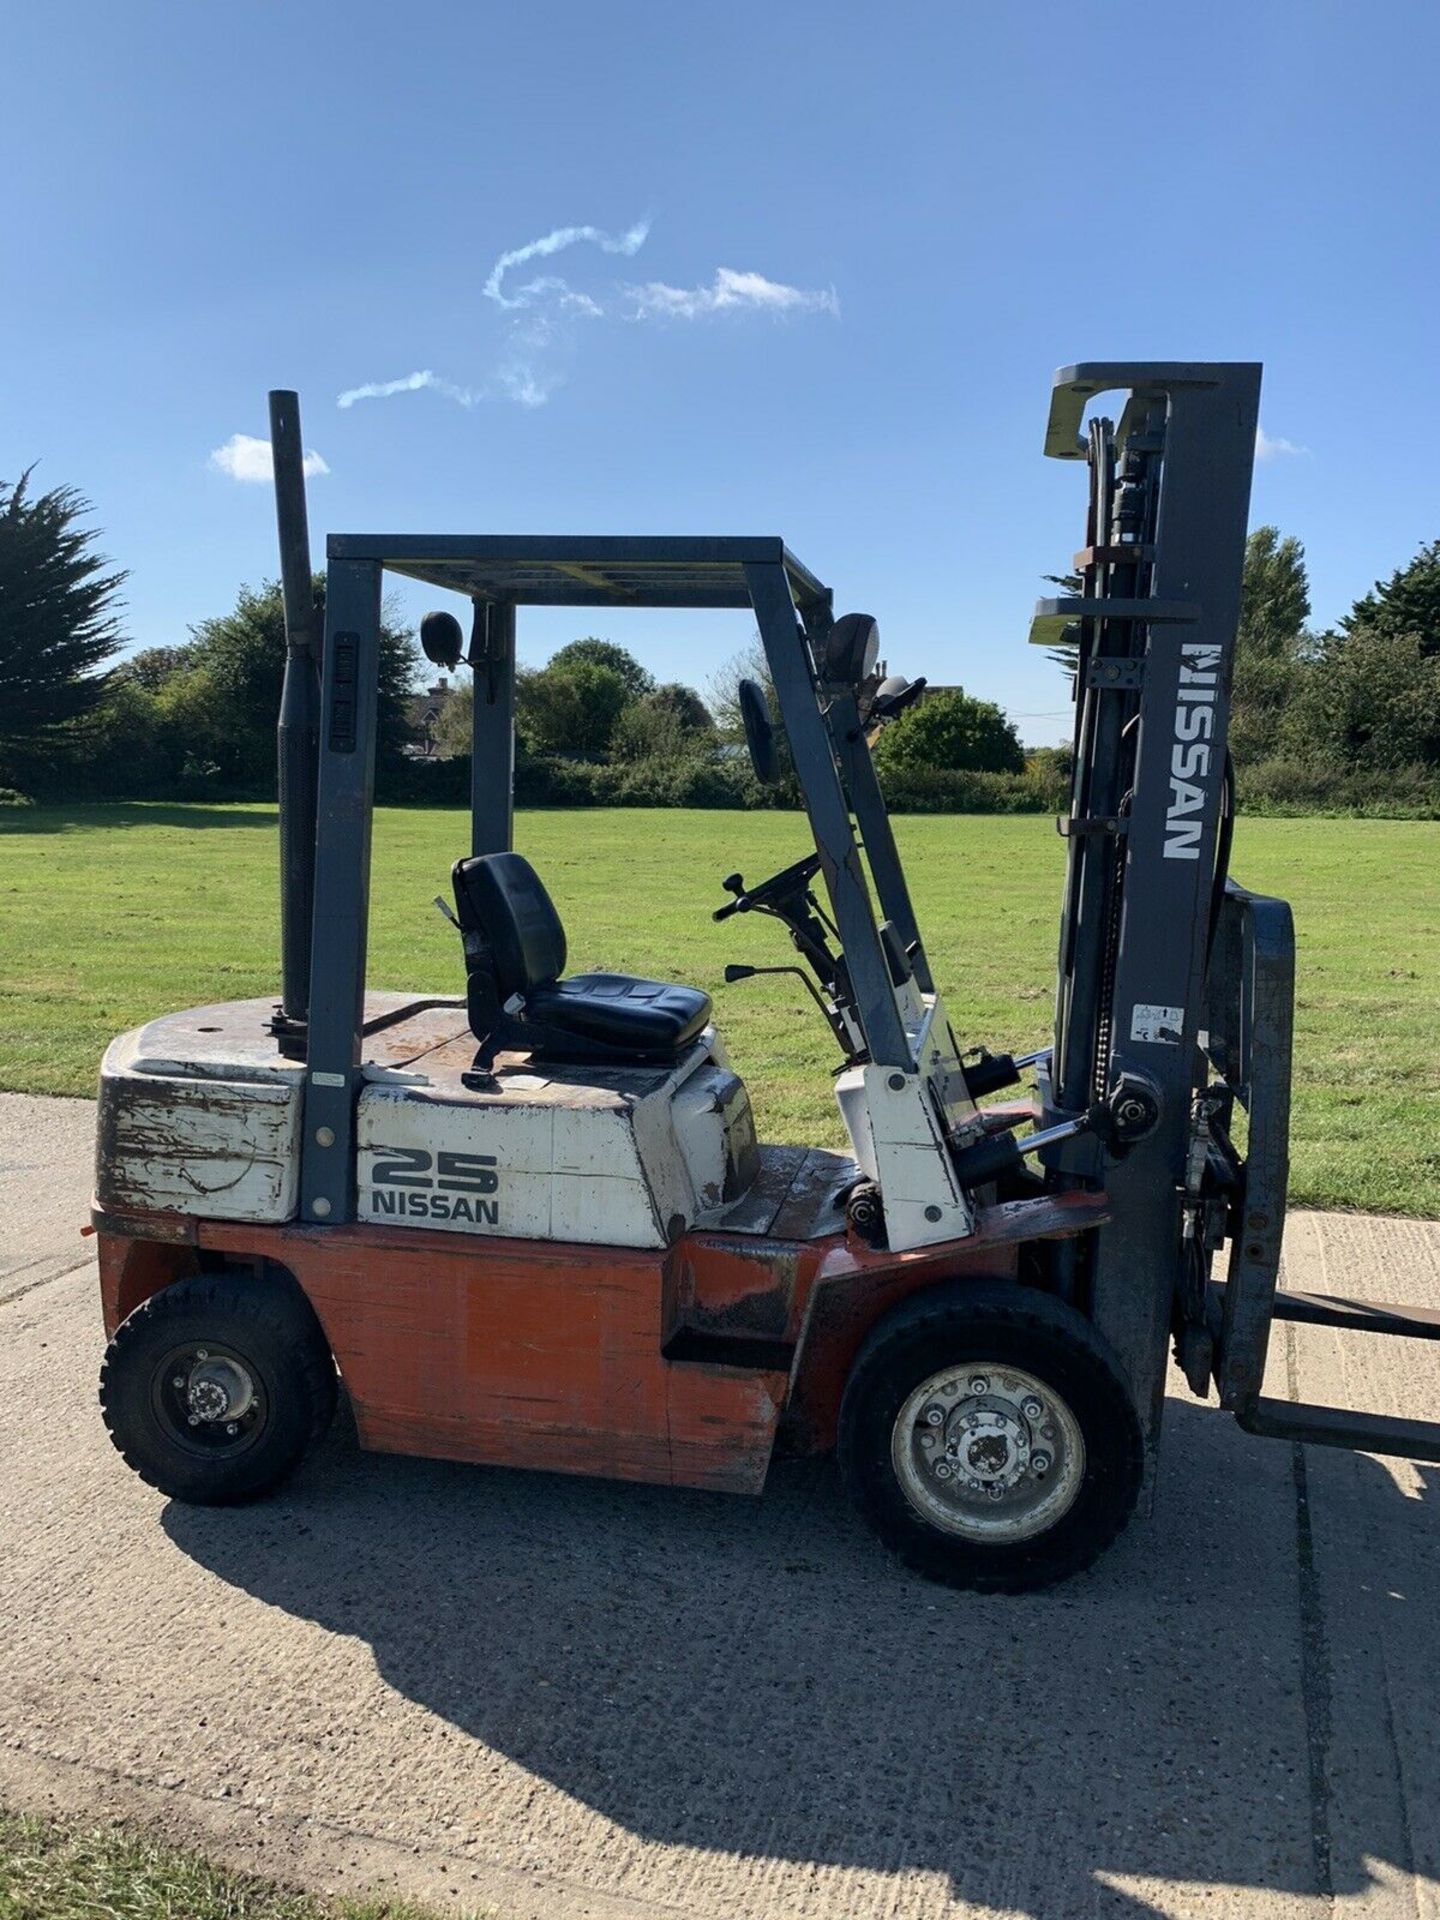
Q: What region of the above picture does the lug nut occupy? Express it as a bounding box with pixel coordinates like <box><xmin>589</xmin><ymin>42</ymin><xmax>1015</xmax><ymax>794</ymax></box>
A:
<box><xmin>196</xmin><ymin>1349</ymin><xmax>208</xmax><ymax>1360</ymax></box>
<box><xmin>924</xmin><ymin>1405</ymin><xmax>945</xmax><ymax>1427</ymax></box>
<box><xmin>934</xmin><ymin>1463</ymin><xmax>953</xmax><ymax>1481</ymax></box>
<box><xmin>225</xmin><ymin>1423</ymin><xmax>238</xmax><ymax>1436</ymax></box>
<box><xmin>968</xmin><ymin>1375</ymin><xmax>990</xmax><ymax>1395</ymax></box>
<box><xmin>1032</xmin><ymin>1452</ymin><xmax>1052</xmax><ymax>1474</ymax></box>
<box><xmin>1021</xmin><ymin>1397</ymin><xmax>1043</xmax><ymax>1420</ymax></box>
<box><xmin>187</xmin><ymin>1414</ymin><xmax>200</xmax><ymax>1427</ymax></box>
<box><xmin>172</xmin><ymin>1376</ymin><xmax>185</xmax><ymax>1390</ymax></box>
<box><xmin>987</xmin><ymin>1484</ymin><xmax>1005</xmax><ymax>1501</ymax></box>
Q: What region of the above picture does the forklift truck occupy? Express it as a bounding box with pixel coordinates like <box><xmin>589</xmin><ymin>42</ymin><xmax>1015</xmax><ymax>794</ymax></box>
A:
<box><xmin>92</xmin><ymin>362</ymin><xmax>1440</xmax><ymax>1593</ymax></box>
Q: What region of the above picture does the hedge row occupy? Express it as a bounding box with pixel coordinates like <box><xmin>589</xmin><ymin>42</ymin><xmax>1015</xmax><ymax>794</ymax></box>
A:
<box><xmin>12</xmin><ymin>750</ymin><xmax>1439</xmax><ymax>819</ymax></box>
<box><xmin>1233</xmin><ymin>757</ymin><xmax>1440</xmax><ymax>819</ymax></box>
<box><xmin>381</xmin><ymin>753</ymin><xmax>1073</xmax><ymax>814</ymax></box>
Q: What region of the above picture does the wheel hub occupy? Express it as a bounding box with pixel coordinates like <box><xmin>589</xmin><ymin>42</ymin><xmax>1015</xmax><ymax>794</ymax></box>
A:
<box><xmin>185</xmin><ymin>1355</ymin><xmax>255</xmax><ymax>1424</ymax></box>
<box><xmin>950</xmin><ymin>1408</ymin><xmax>1029</xmax><ymax>1488</ymax></box>
<box><xmin>896</xmin><ymin>1363</ymin><xmax>1084</xmax><ymax>1542</ymax></box>
<box><xmin>155</xmin><ymin>1344</ymin><xmax>264</xmax><ymax>1450</ymax></box>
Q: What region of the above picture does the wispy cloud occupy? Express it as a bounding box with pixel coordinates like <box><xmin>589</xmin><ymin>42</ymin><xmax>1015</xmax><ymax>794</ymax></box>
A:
<box><xmin>627</xmin><ymin>267</ymin><xmax>839</xmax><ymax>321</ymax></box>
<box><xmin>336</xmin><ymin>218</ymin><xmax>838</xmax><ymax>411</ymax></box>
<box><xmin>1256</xmin><ymin>426</ymin><xmax>1310</xmax><ymax>462</ymax></box>
<box><xmin>209</xmin><ymin>433</ymin><xmax>329</xmax><ymax>482</ymax></box>
<box><xmin>337</xmin><ymin>370</ymin><xmax>479</xmax><ymax>410</ymax></box>
<box><xmin>482</xmin><ymin>218</ymin><xmax>650</xmax><ymax>310</ymax></box>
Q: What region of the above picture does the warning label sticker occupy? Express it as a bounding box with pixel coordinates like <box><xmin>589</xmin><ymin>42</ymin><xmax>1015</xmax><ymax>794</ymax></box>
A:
<box><xmin>1130</xmin><ymin>1003</ymin><xmax>1185</xmax><ymax>1045</ymax></box>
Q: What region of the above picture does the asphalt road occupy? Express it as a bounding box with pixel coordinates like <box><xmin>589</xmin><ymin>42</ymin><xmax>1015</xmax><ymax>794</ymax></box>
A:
<box><xmin>2</xmin><ymin>1089</ymin><xmax>1438</xmax><ymax>1919</ymax></box>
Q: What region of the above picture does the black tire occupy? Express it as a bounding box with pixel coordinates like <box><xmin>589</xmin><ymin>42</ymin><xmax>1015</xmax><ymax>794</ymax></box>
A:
<box><xmin>837</xmin><ymin>1281</ymin><xmax>1142</xmax><ymax>1593</ymax></box>
<box><xmin>99</xmin><ymin>1269</ymin><xmax>337</xmax><ymax>1505</ymax></box>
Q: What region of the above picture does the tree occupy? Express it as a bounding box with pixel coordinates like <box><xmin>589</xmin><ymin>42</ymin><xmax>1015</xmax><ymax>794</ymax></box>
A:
<box><xmin>432</xmin><ymin>678</ymin><xmax>474</xmax><ymax>760</ymax></box>
<box><xmin>160</xmin><ymin>577</ymin><xmax>417</xmax><ymax>792</ymax></box>
<box><xmin>1278</xmin><ymin>540</ymin><xmax>1440</xmax><ymax>773</ymax></box>
<box><xmin>647</xmin><ymin>682</ymin><xmax>714</xmax><ymax>733</ymax></box>
<box><xmin>1337</xmin><ymin>538</ymin><xmax>1440</xmax><ymax>656</ymax></box>
<box><xmin>118</xmin><ymin>646</ymin><xmax>188</xmax><ymax>692</ymax></box>
<box><xmin>1230</xmin><ymin>526</ymin><xmax>1312</xmax><ymax>766</ymax></box>
<box><xmin>871</xmin><ymin>687</ymin><xmax>1025</xmax><ymax>776</ymax></box>
<box><xmin>0</xmin><ymin>468</ymin><xmax>127</xmax><ymax>785</ymax></box>
<box><xmin>707</xmin><ymin>637</ymin><xmax>773</xmax><ymax>740</ymax></box>
<box><xmin>611</xmin><ymin>684</ymin><xmax>716</xmax><ymax>763</ymax></box>
<box><xmin>546</xmin><ymin>637</ymin><xmax>654</xmax><ymax>700</ymax></box>
<box><xmin>1287</xmin><ymin>626</ymin><xmax>1440</xmax><ymax>771</ymax></box>
<box><xmin>516</xmin><ymin>659</ymin><xmax>632</xmax><ymax>757</ymax></box>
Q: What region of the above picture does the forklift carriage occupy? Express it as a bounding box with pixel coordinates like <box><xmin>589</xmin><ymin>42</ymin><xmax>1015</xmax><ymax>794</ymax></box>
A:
<box><xmin>91</xmin><ymin>362</ymin><xmax>1440</xmax><ymax>1593</ymax></box>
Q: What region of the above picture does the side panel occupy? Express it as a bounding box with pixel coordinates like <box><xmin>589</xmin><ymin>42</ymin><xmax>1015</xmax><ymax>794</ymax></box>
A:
<box><xmin>355</xmin><ymin>1081</ymin><xmax>665</xmax><ymax>1248</ymax></box>
<box><xmin>99</xmin><ymin>1188</ymin><xmax>1108</xmax><ymax>1485</ymax></box>
<box><xmin>96</xmin><ymin>1066</ymin><xmax>299</xmax><ymax>1222</ymax></box>
<box><xmin>198</xmin><ymin>1218</ymin><xmax>787</xmax><ymax>1494</ymax></box>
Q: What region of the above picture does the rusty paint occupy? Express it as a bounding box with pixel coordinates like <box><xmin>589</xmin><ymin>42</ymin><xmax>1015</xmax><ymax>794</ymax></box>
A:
<box><xmin>92</xmin><ymin>1184</ymin><xmax>1108</xmax><ymax>1494</ymax></box>
<box><xmin>96</xmin><ymin>1075</ymin><xmax>298</xmax><ymax>1221</ymax></box>
<box><xmin>361</xmin><ymin>1002</ymin><xmax>471</xmax><ymax>1065</ymax></box>
<box><xmin>189</xmin><ymin>1214</ymin><xmax>788</xmax><ymax>1495</ymax></box>
<box><xmin>99</xmin><ymin>1234</ymin><xmax>195</xmax><ymax>1335</ymax></box>
<box><xmin>777</xmin><ymin>1192</ymin><xmax>1113</xmax><ymax>1452</ymax></box>
<box><xmin>978</xmin><ymin>1098</ymin><xmax>1041</xmax><ymax>1134</ymax></box>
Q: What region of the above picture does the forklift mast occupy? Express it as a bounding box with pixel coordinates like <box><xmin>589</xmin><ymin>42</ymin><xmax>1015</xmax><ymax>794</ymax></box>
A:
<box><xmin>1031</xmin><ymin>364</ymin><xmax>1278</xmax><ymax>1455</ymax></box>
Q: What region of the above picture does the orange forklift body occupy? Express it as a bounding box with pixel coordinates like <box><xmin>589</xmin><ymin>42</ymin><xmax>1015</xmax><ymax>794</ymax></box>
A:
<box><xmin>94</xmin><ymin>1188</ymin><xmax>1107</xmax><ymax>1495</ymax></box>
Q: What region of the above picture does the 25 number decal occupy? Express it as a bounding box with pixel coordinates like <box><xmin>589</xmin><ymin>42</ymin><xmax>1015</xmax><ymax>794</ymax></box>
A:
<box><xmin>371</xmin><ymin>1148</ymin><xmax>498</xmax><ymax>1194</ymax></box>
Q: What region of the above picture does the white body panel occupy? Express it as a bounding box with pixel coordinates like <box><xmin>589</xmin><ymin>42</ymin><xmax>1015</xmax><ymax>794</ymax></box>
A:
<box><xmin>98</xmin><ymin>981</ymin><xmax>975</xmax><ymax>1256</ymax></box>
<box><xmin>97</xmin><ymin>998</ymin><xmax>758</xmax><ymax>1250</ymax></box>
<box><xmin>834</xmin><ymin>989</ymin><xmax>977</xmax><ymax>1251</ymax></box>
<box><xmin>95</xmin><ymin>995</ymin><xmax>470</xmax><ymax>1224</ymax></box>
<box><xmin>355</xmin><ymin>1036</ymin><xmax>755</xmax><ymax>1249</ymax></box>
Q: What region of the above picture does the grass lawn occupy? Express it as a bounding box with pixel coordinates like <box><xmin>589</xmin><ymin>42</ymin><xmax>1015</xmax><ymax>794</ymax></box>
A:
<box><xmin>0</xmin><ymin>1808</ymin><xmax>448</xmax><ymax>1918</ymax></box>
<box><xmin>1</xmin><ymin>803</ymin><xmax>1435</xmax><ymax>1216</ymax></box>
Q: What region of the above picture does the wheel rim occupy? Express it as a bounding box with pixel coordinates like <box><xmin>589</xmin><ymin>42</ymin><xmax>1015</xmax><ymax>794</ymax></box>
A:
<box><xmin>890</xmin><ymin>1362</ymin><xmax>1086</xmax><ymax>1543</ymax></box>
<box><xmin>150</xmin><ymin>1341</ymin><xmax>268</xmax><ymax>1459</ymax></box>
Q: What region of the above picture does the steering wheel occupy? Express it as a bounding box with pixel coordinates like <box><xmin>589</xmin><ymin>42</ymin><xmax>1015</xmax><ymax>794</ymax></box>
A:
<box><xmin>712</xmin><ymin>853</ymin><xmax>821</xmax><ymax>922</ymax></box>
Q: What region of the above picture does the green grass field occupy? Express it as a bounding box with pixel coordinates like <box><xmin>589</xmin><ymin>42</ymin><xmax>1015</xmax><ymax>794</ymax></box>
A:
<box><xmin>0</xmin><ymin>1808</ymin><xmax>446</xmax><ymax>1919</ymax></box>
<box><xmin>1</xmin><ymin>804</ymin><xmax>1436</xmax><ymax>1215</ymax></box>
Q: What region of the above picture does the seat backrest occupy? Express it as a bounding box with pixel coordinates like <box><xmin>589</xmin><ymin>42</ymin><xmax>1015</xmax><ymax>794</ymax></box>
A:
<box><xmin>451</xmin><ymin>852</ymin><xmax>567</xmax><ymax>998</ymax></box>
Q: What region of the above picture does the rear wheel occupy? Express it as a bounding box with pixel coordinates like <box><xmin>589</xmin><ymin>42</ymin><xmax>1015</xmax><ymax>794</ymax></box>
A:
<box><xmin>100</xmin><ymin>1270</ymin><xmax>336</xmax><ymax>1504</ymax></box>
<box><xmin>838</xmin><ymin>1282</ymin><xmax>1142</xmax><ymax>1592</ymax></box>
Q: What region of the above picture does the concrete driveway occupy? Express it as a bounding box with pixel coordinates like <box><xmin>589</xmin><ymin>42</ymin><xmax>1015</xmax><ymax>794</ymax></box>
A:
<box><xmin>2</xmin><ymin>1088</ymin><xmax>1438</xmax><ymax>1919</ymax></box>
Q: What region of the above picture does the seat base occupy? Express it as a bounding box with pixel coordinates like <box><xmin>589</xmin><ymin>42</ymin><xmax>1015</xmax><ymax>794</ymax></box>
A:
<box><xmin>524</xmin><ymin>973</ymin><xmax>713</xmax><ymax>1059</ymax></box>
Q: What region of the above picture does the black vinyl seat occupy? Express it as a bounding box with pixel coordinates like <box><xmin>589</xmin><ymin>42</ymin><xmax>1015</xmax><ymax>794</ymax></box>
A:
<box><xmin>451</xmin><ymin>852</ymin><xmax>712</xmax><ymax>1067</ymax></box>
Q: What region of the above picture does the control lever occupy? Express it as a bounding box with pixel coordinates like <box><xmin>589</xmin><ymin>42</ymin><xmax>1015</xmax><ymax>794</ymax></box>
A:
<box><xmin>724</xmin><ymin>961</ymin><xmax>834</xmax><ymax>1025</ymax></box>
<box><xmin>963</xmin><ymin>1044</ymin><xmax>1051</xmax><ymax>1098</ymax></box>
<box><xmin>724</xmin><ymin>963</ymin><xmax>861</xmax><ymax>1066</ymax></box>
<box><xmin>951</xmin><ymin>1072</ymin><xmax>1162</xmax><ymax>1188</ymax></box>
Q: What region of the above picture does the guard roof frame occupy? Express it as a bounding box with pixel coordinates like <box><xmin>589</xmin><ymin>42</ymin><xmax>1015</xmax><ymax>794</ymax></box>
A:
<box><xmin>297</xmin><ymin>533</ymin><xmax>928</xmax><ymax>1226</ymax></box>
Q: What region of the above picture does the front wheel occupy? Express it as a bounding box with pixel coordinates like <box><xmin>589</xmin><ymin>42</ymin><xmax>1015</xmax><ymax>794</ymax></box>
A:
<box><xmin>838</xmin><ymin>1282</ymin><xmax>1142</xmax><ymax>1593</ymax></box>
<box><xmin>100</xmin><ymin>1269</ymin><xmax>336</xmax><ymax>1505</ymax></box>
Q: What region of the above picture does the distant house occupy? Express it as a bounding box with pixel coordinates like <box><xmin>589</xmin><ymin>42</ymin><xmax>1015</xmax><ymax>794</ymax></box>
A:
<box><xmin>406</xmin><ymin>678</ymin><xmax>453</xmax><ymax>757</ymax></box>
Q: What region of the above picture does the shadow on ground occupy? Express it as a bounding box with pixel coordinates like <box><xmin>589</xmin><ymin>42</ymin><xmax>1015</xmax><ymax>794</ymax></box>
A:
<box><xmin>165</xmin><ymin>1401</ymin><xmax>1436</xmax><ymax>1918</ymax></box>
<box><xmin>0</xmin><ymin>804</ymin><xmax>278</xmax><ymax>835</ymax></box>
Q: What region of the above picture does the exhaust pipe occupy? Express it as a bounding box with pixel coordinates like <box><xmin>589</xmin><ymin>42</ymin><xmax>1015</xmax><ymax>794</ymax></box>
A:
<box><xmin>268</xmin><ymin>390</ymin><xmax>320</xmax><ymax>1035</ymax></box>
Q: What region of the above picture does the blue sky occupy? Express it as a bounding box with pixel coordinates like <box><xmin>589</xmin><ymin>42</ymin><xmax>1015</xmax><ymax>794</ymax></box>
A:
<box><xmin>4</xmin><ymin>0</ymin><xmax>1438</xmax><ymax>742</ymax></box>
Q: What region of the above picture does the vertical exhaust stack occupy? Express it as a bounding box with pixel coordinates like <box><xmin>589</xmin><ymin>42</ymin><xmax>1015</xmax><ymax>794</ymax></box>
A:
<box><xmin>268</xmin><ymin>390</ymin><xmax>320</xmax><ymax>1037</ymax></box>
